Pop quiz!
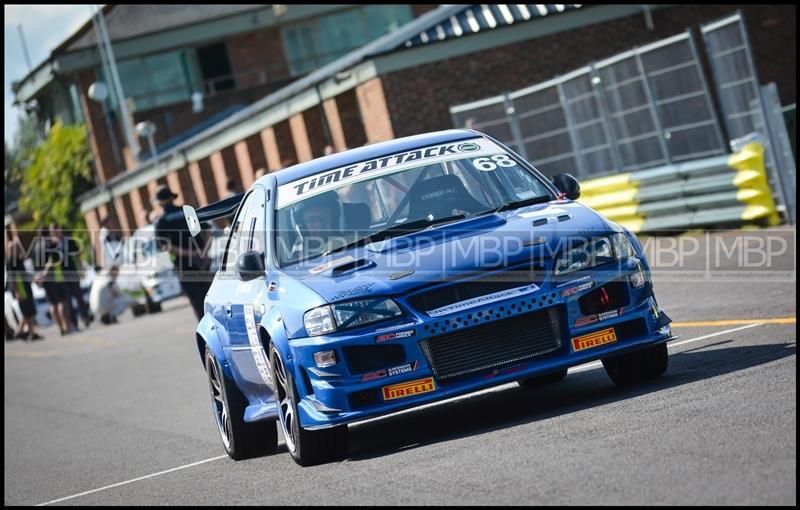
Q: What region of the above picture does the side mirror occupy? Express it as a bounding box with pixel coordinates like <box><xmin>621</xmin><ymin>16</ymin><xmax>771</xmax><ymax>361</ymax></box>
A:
<box><xmin>235</xmin><ymin>250</ymin><xmax>266</xmax><ymax>281</ymax></box>
<box><xmin>551</xmin><ymin>173</ymin><xmax>581</xmax><ymax>200</ymax></box>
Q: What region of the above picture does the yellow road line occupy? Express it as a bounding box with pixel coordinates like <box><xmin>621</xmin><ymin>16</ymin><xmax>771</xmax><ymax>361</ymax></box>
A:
<box><xmin>672</xmin><ymin>317</ymin><xmax>796</xmax><ymax>327</ymax></box>
<box><xmin>4</xmin><ymin>351</ymin><xmax>59</xmax><ymax>358</ymax></box>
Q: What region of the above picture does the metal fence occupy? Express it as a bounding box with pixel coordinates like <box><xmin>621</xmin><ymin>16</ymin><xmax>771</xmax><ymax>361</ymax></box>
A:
<box><xmin>451</xmin><ymin>30</ymin><xmax>726</xmax><ymax>180</ymax></box>
<box><xmin>753</xmin><ymin>84</ymin><xmax>797</xmax><ymax>224</ymax></box>
<box><xmin>702</xmin><ymin>12</ymin><xmax>796</xmax><ymax>224</ymax></box>
<box><xmin>700</xmin><ymin>13</ymin><xmax>762</xmax><ymax>141</ymax></box>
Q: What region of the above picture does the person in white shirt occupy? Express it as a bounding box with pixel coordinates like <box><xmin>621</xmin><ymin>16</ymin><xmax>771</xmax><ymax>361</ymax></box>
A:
<box><xmin>89</xmin><ymin>265</ymin><xmax>132</xmax><ymax>324</ymax></box>
<box><xmin>98</xmin><ymin>215</ymin><xmax>125</xmax><ymax>269</ymax></box>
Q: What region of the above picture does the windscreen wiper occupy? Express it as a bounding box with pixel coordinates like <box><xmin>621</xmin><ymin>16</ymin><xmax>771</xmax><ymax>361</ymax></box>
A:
<box><xmin>322</xmin><ymin>214</ymin><xmax>467</xmax><ymax>257</ymax></box>
<box><xmin>487</xmin><ymin>195</ymin><xmax>553</xmax><ymax>214</ymax></box>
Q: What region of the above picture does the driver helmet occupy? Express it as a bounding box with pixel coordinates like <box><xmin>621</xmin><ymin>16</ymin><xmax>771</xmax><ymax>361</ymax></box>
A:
<box><xmin>291</xmin><ymin>190</ymin><xmax>342</xmax><ymax>236</ymax></box>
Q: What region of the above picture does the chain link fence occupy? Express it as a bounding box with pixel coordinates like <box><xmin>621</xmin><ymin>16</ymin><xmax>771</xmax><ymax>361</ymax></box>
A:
<box><xmin>702</xmin><ymin>12</ymin><xmax>796</xmax><ymax>224</ymax></box>
<box><xmin>451</xmin><ymin>30</ymin><xmax>726</xmax><ymax>180</ymax></box>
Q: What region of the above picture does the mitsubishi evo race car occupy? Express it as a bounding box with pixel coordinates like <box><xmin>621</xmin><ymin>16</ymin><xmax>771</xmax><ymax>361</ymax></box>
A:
<box><xmin>184</xmin><ymin>129</ymin><xmax>676</xmax><ymax>466</ymax></box>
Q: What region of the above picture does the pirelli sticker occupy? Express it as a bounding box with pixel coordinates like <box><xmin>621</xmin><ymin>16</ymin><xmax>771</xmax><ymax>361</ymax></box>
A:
<box><xmin>571</xmin><ymin>327</ymin><xmax>617</xmax><ymax>352</ymax></box>
<box><xmin>382</xmin><ymin>377</ymin><xmax>436</xmax><ymax>401</ymax></box>
<box><xmin>276</xmin><ymin>138</ymin><xmax>502</xmax><ymax>208</ymax></box>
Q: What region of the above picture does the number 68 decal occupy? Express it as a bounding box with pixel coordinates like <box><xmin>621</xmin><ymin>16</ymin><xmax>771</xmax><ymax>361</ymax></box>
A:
<box><xmin>471</xmin><ymin>154</ymin><xmax>517</xmax><ymax>171</ymax></box>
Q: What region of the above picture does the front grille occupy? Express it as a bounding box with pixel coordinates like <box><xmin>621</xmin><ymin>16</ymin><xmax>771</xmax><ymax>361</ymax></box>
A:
<box><xmin>407</xmin><ymin>263</ymin><xmax>543</xmax><ymax>313</ymax></box>
<box><xmin>419</xmin><ymin>307</ymin><xmax>563</xmax><ymax>384</ymax></box>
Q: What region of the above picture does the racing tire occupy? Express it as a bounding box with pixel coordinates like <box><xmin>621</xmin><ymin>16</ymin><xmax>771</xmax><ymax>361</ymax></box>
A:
<box><xmin>270</xmin><ymin>344</ymin><xmax>348</xmax><ymax>466</ymax></box>
<box><xmin>205</xmin><ymin>346</ymin><xmax>278</xmax><ymax>460</ymax></box>
<box><xmin>518</xmin><ymin>368</ymin><xmax>568</xmax><ymax>389</ymax></box>
<box><xmin>601</xmin><ymin>342</ymin><xmax>668</xmax><ymax>387</ymax></box>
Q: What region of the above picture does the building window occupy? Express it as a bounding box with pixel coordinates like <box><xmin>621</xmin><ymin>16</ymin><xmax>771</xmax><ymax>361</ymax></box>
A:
<box><xmin>281</xmin><ymin>5</ymin><xmax>413</xmax><ymax>76</ymax></box>
<box><xmin>98</xmin><ymin>49</ymin><xmax>198</xmax><ymax>112</ymax></box>
<box><xmin>195</xmin><ymin>42</ymin><xmax>236</xmax><ymax>94</ymax></box>
<box><xmin>362</xmin><ymin>4</ymin><xmax>412</xmax><ymax>40</ymax></box>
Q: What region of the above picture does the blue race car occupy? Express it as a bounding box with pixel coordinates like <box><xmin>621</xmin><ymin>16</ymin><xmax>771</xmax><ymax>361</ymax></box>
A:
<box><xmin>184</xmin><ymin>129</ymin><xmax>676</xmax><ymax>466</ymax></box>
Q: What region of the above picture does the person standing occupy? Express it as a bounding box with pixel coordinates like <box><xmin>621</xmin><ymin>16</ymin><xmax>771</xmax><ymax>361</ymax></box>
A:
<box><xmin>6</xmin><ymin>239</ymin><xmax>43</xmax><ymax>340</ymax></box>
<box><xmin>51</xmin><ymin>224</ymin><xmax>94</xmax><ymax>329</ymax></box>
<box><xmin>98</xmin><ymin>215</ymin><xmax>125</xmax><ymax>269</ymax></box>
<box><xmin>224</xmin><ymin>177</ymin><xmax>239</xmax><ymax>199</ymax></box>
<box><xmin>152</xmin><ymin>185</ymin><xmax>212</xmax><ymax>320</ymax></box>
<box><xmin>33</xmin><ymin>226</ymin><xmax>74</xmax><ymax>336</ymax></box>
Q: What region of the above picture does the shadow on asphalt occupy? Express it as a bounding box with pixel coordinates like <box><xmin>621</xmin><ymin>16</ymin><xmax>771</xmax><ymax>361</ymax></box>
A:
<box><xmin>344</xmin><ymin>340</ymin><xmax>796</xmax><ymax>462</ymax></box>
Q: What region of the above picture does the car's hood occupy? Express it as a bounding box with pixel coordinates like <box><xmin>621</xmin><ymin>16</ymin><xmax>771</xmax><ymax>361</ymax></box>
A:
<box><xmin>281</xmin><ymin>200</ymin><xmax>609</xmax><ymax>303</ymax></box>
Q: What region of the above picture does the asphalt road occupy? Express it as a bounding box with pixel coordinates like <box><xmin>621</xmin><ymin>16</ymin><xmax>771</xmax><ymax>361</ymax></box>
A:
<box><xmin>4</xmin><ymin>228</ymin><xmax>796</xmax><ymax>505</ymax></box>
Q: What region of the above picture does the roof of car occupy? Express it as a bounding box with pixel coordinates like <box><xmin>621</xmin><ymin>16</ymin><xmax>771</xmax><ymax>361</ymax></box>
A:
<box><xmin>265</xmin><ymin>129</ymin><xmax>482</xmax><ymax>187</ymax></box>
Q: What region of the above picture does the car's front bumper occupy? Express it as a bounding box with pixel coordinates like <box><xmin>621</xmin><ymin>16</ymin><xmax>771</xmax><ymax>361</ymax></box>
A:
<box><xmin>287</xmin><ymin>258</ymin><xmax>674</xmax><ymax>429</ymax></box>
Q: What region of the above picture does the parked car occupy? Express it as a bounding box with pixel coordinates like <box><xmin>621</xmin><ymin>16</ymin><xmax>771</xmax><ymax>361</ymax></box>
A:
<box><xmin>118</xmin><ymin>224</ymin><xmax>183</xmax><ymax>304</ymax></box>
<box><xmin>117</xmin><ymin>223</ymin><xmax>227</xmax><ymax>305</ymax></box>
<box><xmin>184</xmin><ymin>129</ymin><xmax>676</xmax><ymax>466</ymax></box>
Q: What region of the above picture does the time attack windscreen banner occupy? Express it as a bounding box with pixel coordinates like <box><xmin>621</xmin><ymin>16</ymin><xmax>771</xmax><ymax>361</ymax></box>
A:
<box><xmin>276</xmin><ymin>138</ymin><xmax>499</xmax><ymax>209</ymax></box>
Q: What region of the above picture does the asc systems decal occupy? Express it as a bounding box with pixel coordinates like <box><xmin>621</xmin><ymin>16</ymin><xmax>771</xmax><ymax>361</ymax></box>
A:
<box><xmin>375</xmin><ymin>328</ymin><xmax>416</xmax><ymax>343</ymax></box>
<box><xmin>561</xmin><ymin>280</ymin><xmax>595</xmax><ymax>298</ymax></box>
<box><xmin>361</xmin><ymin>360</ymin><xmax>420</xmax><ymax>383</ymax></box>
<box><xmin>277</xmin><ymin>138</ymin><xmax>502</xmax><ymax>208</ymax></box>
<box><xmin>574</xmin><ymin>307</ymin><xmax>624</xmax><ymax>327</ymax></box>
<box><xmin>571</xmin><ymin>327</ymin><xmax>617</xmax><ymax>352</ymax></box>
<box><xmin>382</xmin><ymin>377</ymin><xmax>436</xmax><ymax>401</ymax></box>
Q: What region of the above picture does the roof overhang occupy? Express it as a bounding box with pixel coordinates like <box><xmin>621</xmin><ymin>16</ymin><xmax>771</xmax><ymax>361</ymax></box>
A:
<box><xmin>372</xmin><ymin>5</ymin><xmax>663</xmax><ymax>76</ymax></box>
<box><xmin>12</xmin><ymin>60</ymin><xmax>56</xmax><ymax>105</ymax></box>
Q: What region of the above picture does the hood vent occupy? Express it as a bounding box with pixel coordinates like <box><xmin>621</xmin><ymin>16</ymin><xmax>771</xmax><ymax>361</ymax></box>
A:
<box><xmin>532</xmin><ymin>214</ymin><xmax>572</xmax><ymax>226</ymax></box>
<box><xmin>331</xmin><ymin>258</ymin><xmax>375</xmax><ymax>277</ymax></box>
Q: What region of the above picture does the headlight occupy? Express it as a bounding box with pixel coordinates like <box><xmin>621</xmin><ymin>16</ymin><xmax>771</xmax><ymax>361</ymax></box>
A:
<box><xmin>554</xmin><ymin>234</ymin><xmax>634</xmax><ymax>275</ymax></box>
<box><xmin>304</xmin><ymin>306</ymin><xmax>336</xmax><ymax>336</ymax></box>
<box><xmin>609</xmin><ymin>232</ymin><xmax>635</xmax><ymax>259</ymax></box>
<box><xmin>303</xmin><ymin>298</ymin><xmax>403</xmax><ymax>336</ymax></box>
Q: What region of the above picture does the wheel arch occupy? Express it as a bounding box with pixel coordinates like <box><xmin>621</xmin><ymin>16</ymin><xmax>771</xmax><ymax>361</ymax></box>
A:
<box><xmin>259</xmin><ymin>308</ymin><xmax>292</xmax><ymax>372</ymax></box>
<box><xmin>196</xmin><ymin>313</ymin><xmax>229</xmax><ymax>374</ymax></box>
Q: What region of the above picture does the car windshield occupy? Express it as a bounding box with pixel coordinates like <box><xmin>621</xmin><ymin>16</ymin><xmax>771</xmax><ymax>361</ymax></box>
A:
<box><xmin>275</xmin><ymin>137</ymin><xmax>555</xmax><ymax>267</ymax></box>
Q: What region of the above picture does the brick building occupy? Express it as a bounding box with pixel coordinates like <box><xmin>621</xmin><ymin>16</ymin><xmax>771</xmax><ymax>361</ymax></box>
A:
<box><xmin>9</xmin><ymin>4</ymin><xmax>796</xmax><ymax>262</ymax></box>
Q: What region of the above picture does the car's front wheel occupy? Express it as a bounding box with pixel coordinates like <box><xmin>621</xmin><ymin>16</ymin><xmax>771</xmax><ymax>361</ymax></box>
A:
<box><xmin>601</xmin><ymin>342</ymin><xmax>668</xmax><ymax>387</ymax></box>
<box><xmin>205</xmin><ymin>346</ymin><xmax>277</xmax><ymax>460</ymax></box>
<box><xmin>270</xmin><ymin>344</ymin><xmax>347</xmax><ymax>466</ymax></box>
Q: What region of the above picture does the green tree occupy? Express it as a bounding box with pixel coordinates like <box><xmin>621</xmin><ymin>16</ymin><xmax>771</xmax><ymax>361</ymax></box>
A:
<box><xmin>18</xmin><ymin>122</ymin><xmax>95</xmax><ymax>247</ymax></box>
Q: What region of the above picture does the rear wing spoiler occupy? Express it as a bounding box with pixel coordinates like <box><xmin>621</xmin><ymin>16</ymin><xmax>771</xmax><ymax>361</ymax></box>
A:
<box><xmin>183</xmin><ymin>192</ymin><xmax>245</xmax><ymax>237</ymax></box>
